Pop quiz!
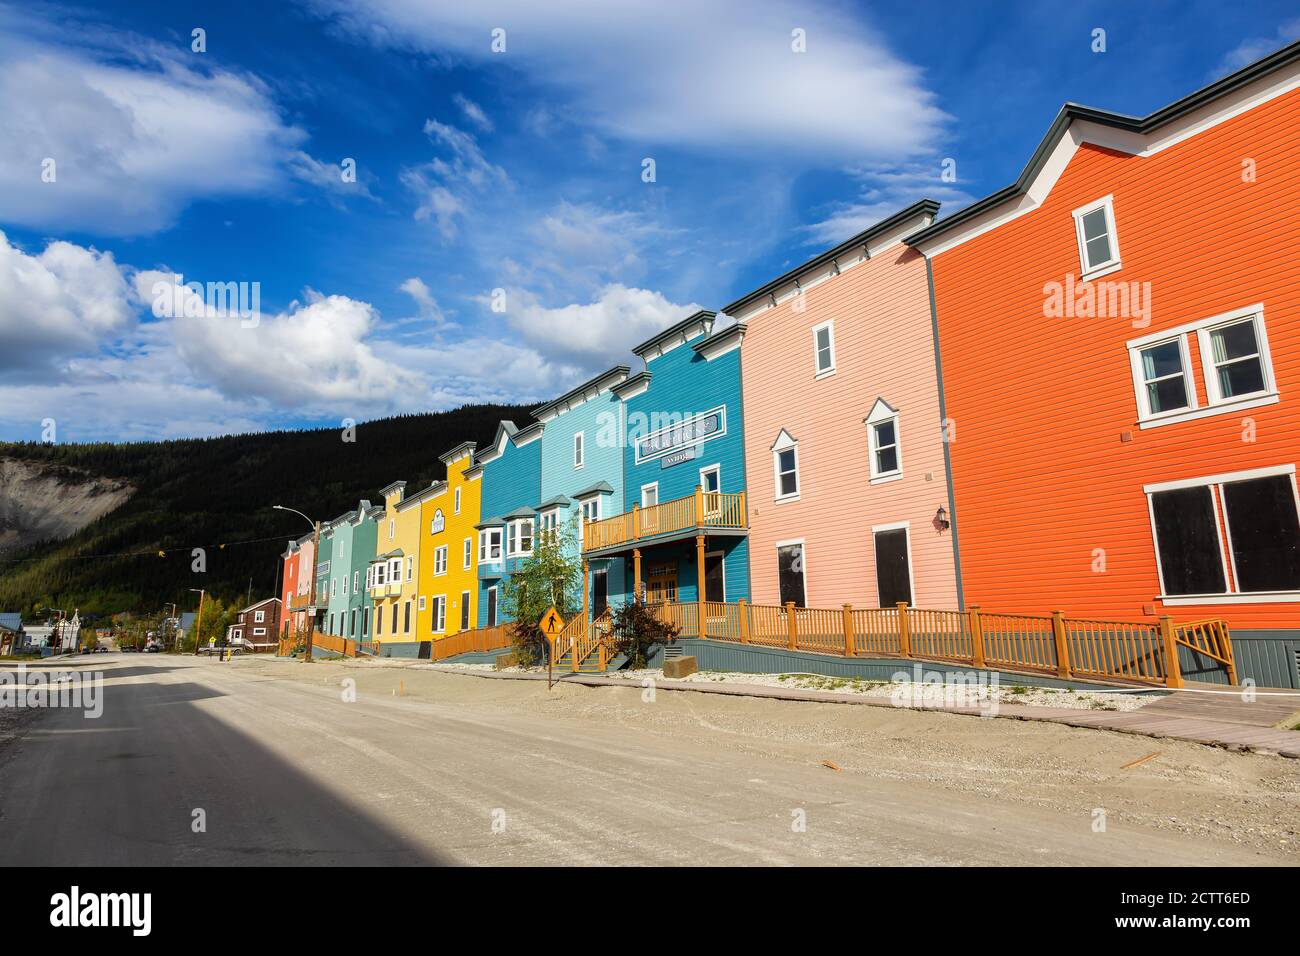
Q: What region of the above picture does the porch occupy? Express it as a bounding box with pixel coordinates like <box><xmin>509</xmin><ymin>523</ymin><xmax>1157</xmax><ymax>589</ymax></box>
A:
<box><xmin>582</xmin><ymin>488</ymin><xmax>747</xmax><ymax>556</ymax></box>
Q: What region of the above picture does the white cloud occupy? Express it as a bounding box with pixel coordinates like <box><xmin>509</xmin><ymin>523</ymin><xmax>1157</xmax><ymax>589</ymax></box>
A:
<box><xmin>506</xmin><ymin>284</ymin><xmax>701</xmax><ymax>364</ymax></box>
<box><xmin>398</xmin><ymin>277</ymin><xmax>451</xmax><ymax>328</ymax></box>
<box><xmin>0</xmin><ymin>11</ymin><xmax>346</xmax><ymax>235</ymax></box>
<box><xmin>453</xmin><ymin>92</ymin><xmax>493</xmax><ymax>132</ymax></box>
<box><xmin>401</xmin><ymin>118</ymin><xmax>510</xmax><ymax>240</ymax></box>
<box><xmin>303</xmin><ymin>0</ymin><xmax>948</xmax><ymax>160</ymax></box>
<box><xmin>800</xmin><ymin>164</ymin><xmax>974</xmax><ymax>247</ymax></box>
<box><xmin>1213</xmin><ymin>19</ymin><xmax>1300</xmax><ymax>76</ymax></box>
<box><xmin>0</xmin><ymin>231</ymin><xmax>135</xmax><ymax>374</ymax></box>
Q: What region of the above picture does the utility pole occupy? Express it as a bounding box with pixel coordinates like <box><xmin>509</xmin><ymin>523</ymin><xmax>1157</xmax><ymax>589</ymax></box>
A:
<box><xmin>189</xmin><ymin>589</ymin><xmax>206</xmax><ymax>657</ymax></box>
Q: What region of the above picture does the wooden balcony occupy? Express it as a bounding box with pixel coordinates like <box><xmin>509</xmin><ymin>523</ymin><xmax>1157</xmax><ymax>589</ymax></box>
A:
<box><xmin>582</xmin><ymin>488</ymin><xmax>747</xmax><ymax>554</ymax></box>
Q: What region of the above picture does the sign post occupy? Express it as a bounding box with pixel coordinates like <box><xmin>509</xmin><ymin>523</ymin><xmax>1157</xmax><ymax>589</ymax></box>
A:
<box><xmin>540</xmin><ymin>606</ymin><xmax>565</xmax><ymax>689</ymax></box>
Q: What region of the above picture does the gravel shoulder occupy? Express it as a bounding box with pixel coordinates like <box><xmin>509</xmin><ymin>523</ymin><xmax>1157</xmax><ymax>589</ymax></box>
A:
<box><xmin>235</xmin><ymin>655</ymin><xmax>1300</xmax><ymax>859</ymax></box>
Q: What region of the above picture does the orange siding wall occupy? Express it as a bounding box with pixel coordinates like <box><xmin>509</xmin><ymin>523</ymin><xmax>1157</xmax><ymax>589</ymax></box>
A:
<box><xmin>929</xmin><ymin>87</ymin><xmax>1300</xmax><ymax>627</ymax></box>
<box><xmin>741</xmin><ymin>245</ymin><xmax>959</xmax><ymax>609</ymax></box>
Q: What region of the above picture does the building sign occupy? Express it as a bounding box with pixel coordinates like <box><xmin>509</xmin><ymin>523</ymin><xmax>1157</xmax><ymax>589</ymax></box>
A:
<box><xmin>635</xmin><ymin>406</ymin><xmax>726</xmax><ymax>464</ymax></box>
<box><xmin>431</xmin><ymin>509</ymin><xmax>445</xmax><ymax>534</ymax></box>
<box><xmin>661</xmin><ymin>446</ymin><xmax>697</xmax><ymax>469</ymax></box>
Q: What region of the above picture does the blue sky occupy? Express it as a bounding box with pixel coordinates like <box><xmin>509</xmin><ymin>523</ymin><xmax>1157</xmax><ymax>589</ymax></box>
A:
<box><xmin>1</xmin><ymin>0</ymin><xmax>1296</xmax><ymax>442</ymax></box>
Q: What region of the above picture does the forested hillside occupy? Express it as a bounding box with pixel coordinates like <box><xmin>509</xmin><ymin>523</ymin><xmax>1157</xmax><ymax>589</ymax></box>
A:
<box><xmin>0</xmin><ymin>405</ymin><xmax>529</xmax><ymax>617</ymax></box>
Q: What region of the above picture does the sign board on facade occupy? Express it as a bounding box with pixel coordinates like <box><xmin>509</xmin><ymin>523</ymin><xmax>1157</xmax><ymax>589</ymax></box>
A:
<box><xmin>661</xmin><ymin>446</ymin><xmax>697</xmax><ymax>469</ymax></box>
<box><xmin>634</xmin><ymin>406</ymin><xmax>726</xmax><ymax>464</ymax></box>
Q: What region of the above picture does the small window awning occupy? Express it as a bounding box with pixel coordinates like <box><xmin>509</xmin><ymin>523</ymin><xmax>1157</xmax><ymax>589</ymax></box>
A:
<box><xmin>572</xmin><ymin>481</ymin><xmax>615</xmax><ymax>499</ymax></box>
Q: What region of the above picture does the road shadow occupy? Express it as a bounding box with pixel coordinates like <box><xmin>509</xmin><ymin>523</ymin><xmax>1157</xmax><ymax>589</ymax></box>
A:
<box><xmin>0</xmin><ymin>671</ymin><xmax>447</xmax><ymax>866</ymax></box>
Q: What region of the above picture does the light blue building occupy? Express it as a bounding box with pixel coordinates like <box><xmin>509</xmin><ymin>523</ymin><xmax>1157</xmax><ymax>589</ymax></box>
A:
<box><xmin>581</xmin><ymin>310</ymin><xmax>751</xmax><ymax>614</ymax></box>
<box><xmin>469</xmin><ymin>420</ymin><xmax>543</xmax><ymax>627</ymax></box>
<box><xmin>532</xmin><ymin>366</ymin><xmax>631</xmax><ymax>618</ymax></box>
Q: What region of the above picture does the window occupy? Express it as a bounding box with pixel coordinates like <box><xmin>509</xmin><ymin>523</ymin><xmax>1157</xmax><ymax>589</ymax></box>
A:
<box><xmin>776</xmin><ymin>542</ymin><xmax>806</xmax><ymax>607</ymax></box>
<box><xmin>1072</xmin><ymin>195</ymin><xmax>1120</xmax><ymax>277</ymax></box>
<box><xmin>479</xmin><ymin>528</ymin><xmax>502</xmax><ymax>562</ymax></box>
<box><xmin>254</xmin><ymin>610</ymin><xmax>265</xmax><ymax>623</ymax></box>
<box><xmin>353</xmin><ymin>570</ymin><xmax>360</xmax><ymax>592</ymax></box>
<box><xmin>873</xmin><ymin>523</ymin><xmax>914</xmax><ymax>608</ymax></box>
<box><xmin>363</xmin><ymin>607</ymin><xmax>369</xmax><ymax>637</ymax></box>
<box><xmin>1146</xmin><ymin>466</ymin><xmax>1300</xmax><ymax>603</ymax></box>
<box><xmin>349</xmin><ymin>609</ymin><xmax>356</xmax><ymax>637</ymax></box>
<box><xmin>771</xmin><ymin>430</ymin><xmax>799</xmax><ymax>501</ymax></box>
<box><xmin>454</xmin><ymin>487</ymin><xmax>462</xmax><ymax>514</ymax></box>
<box><xmin>376</xmin><ymin>606</ymin><xmax>383</xmax><ymax>636</ymax></box>
<box><xmin>507</xmin><ymin>518</ymin><xmax>534</xmax><ymax>557</ymax></box>
<box><xmin>579</xmin><ymin>496</ymin><xmax>602</xmax><ymax>527</ymax></box>
<box><xmin>253</xmin><ymin>627</ymin><xmax>266</xmax><ymax>637</ymax></box>
<box><xmin>403</xmin><ymin>600</ymin><xmax>411</xmax><ymax>634</ymax></box>
<box><xmin>391</xmin><ymin>603</ymin><xmax>398</xmax><ymax>634</ymax></box>
<box><xmin>434</xmin><ymin>545</ymin><xmax>448</xmax><ymax>576</ymax></box>
<box><xmin>870</xmin><ymin>418</ymin><xmax>900</xmax><ymax>479</ymax></box>
<box><xmin>419</xmin><ymin>595</ymin><xmax>427</xmax><ymax>612</ymax></box>
<box><xmin>431</xmin><ymin>596</ymin><xmax>446</xmax><ymax>633</ymax></box>
<box><xmin>406</xmin><ymin>556</ymin><xmax>413</xmax><ymax>582</ymax></box>
<box><xmin>700</xmin><ymin>466</ymin><xmax>721</xmax><ymax>517</ymax></box>
<box><xmin>341</xmin><ymin>575</ymin><xmax>348</xmax><ymax>597</ymax></box>
<box><xmin>574</xmin><ymin>432</ymin><xmax>585</xmax><ymax>469</ymax></box>
<box><xmin>373</xmin><ymin>562</ymin><xmax>385</xmax><ymax>587</ymax></box>
<box><xmin>1135</xmin><ymin>338</ymin><xmax>1192</xmax><ymax>417</ymax></box>
<box><xmin>812</xmin><ymin>321</ymin><xmax>836</xmax><ymax>377</ymax></box>
<box><xmin>388</xmin><ymin>519</ymin><xmax>395</xmax><ymax>540</ymax></box>
<box><xmin>464</xmin><ymin>537</ymin><xmax>473</xmax><ymax>569</ymax></box>
<box><xmin>330</xmin><ymin>578</ymin><xmax>337</xmax><ymax>597</ymax></box>
<box><xmin>641</xmin><ymin>483</ymin><xmax>658</xmax><ymax>508</ymax></box>
<box><xmin>1128</xmin><ymin>306</ymin><xmax>1277</xmax><ymax>427</ymax></box>
<box><xmin>460</xmin><ymin>591</ymin><xmax>471</xmax><ymax>631</ymax></box>
<box><xmin>539</xmin><ymin>509</ymin><xmax>558</xmax><ymax>542</ymax></box>
<box><xmin>486</xmin><ymin>586</ymin><xmax>499</xmax><ymax>627</ymax></box>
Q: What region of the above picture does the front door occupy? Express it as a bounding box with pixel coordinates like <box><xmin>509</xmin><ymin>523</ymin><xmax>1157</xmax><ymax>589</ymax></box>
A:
<box><xmin>486</xmin><ymin>586</ymin><xmax>498</xmax><ymax>627</ymax></box>
<box><xmin>874</xmin><ymin>527</ymin><xmax>913</xmax><ymax>608</ymax></box>
<box><xmin>647</xmin><ymin>563</ymin><xmax>677</xmax><ymax>604</ymax></box>
<box><xmin>592</xmin><ymin>569</ymin><xmax>609</xmax><ymax>616</ymax></box>
<box><xmin>704</xmin><ymin>552</ymin><xmax>725</xmax><ymax>603</ymax></box>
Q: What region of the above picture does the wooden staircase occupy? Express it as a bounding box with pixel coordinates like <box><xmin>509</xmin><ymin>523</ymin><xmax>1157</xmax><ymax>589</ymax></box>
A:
<box><xmin>550</xmin><ymin>610</ymin><xmax>627</xmax><ymax>673</ymax></box>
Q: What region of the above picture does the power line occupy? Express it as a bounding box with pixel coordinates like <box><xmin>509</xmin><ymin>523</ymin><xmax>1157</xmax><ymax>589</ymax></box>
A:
<box><xmin>0</xmin><ymin>534</ymin><xmax>291</xmax><ymax>566</ymax></box>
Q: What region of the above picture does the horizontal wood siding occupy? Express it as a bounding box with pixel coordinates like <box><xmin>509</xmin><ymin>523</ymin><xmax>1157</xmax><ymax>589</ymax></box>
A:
<box><xmin>929</xmin><ymin>87</ymin><xmax>1300</xmax><ymax>628</ymax></box>
<box><xmin>740</xmin><ymin>245</ymin><xmax>959</xmax><ymax>609</ymax></box>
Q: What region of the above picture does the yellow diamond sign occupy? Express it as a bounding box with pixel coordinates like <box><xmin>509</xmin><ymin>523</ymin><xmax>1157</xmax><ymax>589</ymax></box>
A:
<box><xmin>540</xmin><ymin>606</ymin><xmax>565</xmax><ymax>638</ymax></box>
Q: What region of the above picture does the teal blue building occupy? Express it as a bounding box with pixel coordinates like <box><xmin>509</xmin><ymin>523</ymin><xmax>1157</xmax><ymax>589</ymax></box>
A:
<box><xmin>582</xmin><ymin>310</ymin><xmax>751</xmax><ymax>612</ymax></box>
<box><xmin>469</xmin><ymin>420</ymin><xmax>543</xmax><ymax>628</ymax></box>
<box><xmin>322</xmin><ymin>500</ymin><xmax>381</xmax><ymax>639</ymax></box>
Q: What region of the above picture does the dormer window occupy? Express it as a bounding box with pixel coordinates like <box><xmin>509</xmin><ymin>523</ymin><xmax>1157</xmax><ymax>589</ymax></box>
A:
<box><xmin>1072</xmin><ymin>195</ymin><xmax>1120</xmax><ymax>278</ymax></box>
<box><xmin>771</xmin><ymin>429</ymin><xmax>800</xmax><ymax>502</ymax></box>
<box><xmin>865</xmin><ymin>399</ymin><xmax>902</xmax><ymax>483</ymax></box>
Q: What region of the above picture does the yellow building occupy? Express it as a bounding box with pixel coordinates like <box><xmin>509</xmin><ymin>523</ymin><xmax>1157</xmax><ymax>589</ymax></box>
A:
<box><xmin>367</xmin><ymin>480</ymin><xmax>423</xmax><ymax>650</ymax></box>
<box><xmin>416</xmin><ymin>442</ymin><xmax>481</xmax><ymax>640</ymax></box>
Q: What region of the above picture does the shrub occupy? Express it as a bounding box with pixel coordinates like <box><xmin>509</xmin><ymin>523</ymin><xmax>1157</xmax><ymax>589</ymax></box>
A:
<box><xmin>612</xmin><ymin>597</ymin><xmax>680</xmax><ymax>669</ymax></box>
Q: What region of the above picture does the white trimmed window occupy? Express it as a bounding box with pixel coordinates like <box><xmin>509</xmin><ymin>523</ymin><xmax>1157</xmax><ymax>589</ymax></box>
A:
<box><xmin>865</xmin><ymin>399</ymin><xmax>902</xmax><ymax>483</ymax></box>
<box><xmin>406</xmin><ymin>556</ymin><xmax>413</xmax><ymax>582</ymax></box>
<box><xmin>507</xmin><ymin>518</ymin><xmax>534</xmax><ymax>557</ymax></box>
<box><xmin>479</xmin><ymin>528</ymin><xmax>502</xmax><ymax>562</ymax></box>
<box><xmin>434</xmin><ymin>545</ymin><xmax>448</xmax><ymax>576</ymax></box>
<box><xmin>771</xmin><ymin>430</ymin><xmax>799</xmax><ymax>502</ymax></box>
<box><xmin>1127</xmin><ymin>305</ymin><xmax>1276</xmax><ymax>428</ymax></box>
<box><xmin>463</xmin><ymin>536</ymin><xmax>473</xmax><ymax>569</ymax></box>
<box><xmin>574</xmin><ymin>432</ymin><xmax>585</xmax><ymax>469</ymax></box>
<box><xmin>254</xmin><ymin>610</ymin><xmax>265</xmax><ymax>623</ymax></box>
<box><xmin>431</xmin><ymin>595</ymin><xmax>447</xmax><ymax>633</ymax></box>
<box><xmin>330</xmin><ymin>578</ymin><xmax>337</xmax><ymax>597</ymax></box>
<box><xmin>388</xmin><ymin>556</ymin><xmax>402</xmax><ymax>582</ymax></box>
<box><xmin>579</xmin><ymin>496</ymin><xmax>601</xmax><ymax>527</ymax></box>
<box><xmin>539</xmin><ymin>508</ymin><xmax>559</xmax><ymax>541</ymax></box>
<box><xmin>641</xmin><ymin>483</ymin><xmax>659</xmax><ymax>508</ymax></box>
<box><xmin>812</xmin><ymin>321</ymin><xmax>836</xmax><ymax>377</ymax></box>
<box><xmin>454</xmin><ymin>487</ymin><xmax>462</xmax><ymax>514</ymax></box>
<box><xmin>1072</xmin><ymin>195</ymin><xmax>1120</xmax><ymax>278</ymax></box>
<box><xmin>388</xmin><ymin>519</ymin><xmax>395</xmax><ymax>540</ymax></box>
<box><xmin>353</xmin><ymin>571</ymin><xmax>359</xmax><ymax>592</ymax></box>
<box><xmin>1146</xmin><ymin>465</ymin><xmax>1300</xmax><ymax>604</ymax></box>
<box><xmin>418</xmin><ymin>595</ymin><xmax>427</xmax><ymax>611</ymax></box>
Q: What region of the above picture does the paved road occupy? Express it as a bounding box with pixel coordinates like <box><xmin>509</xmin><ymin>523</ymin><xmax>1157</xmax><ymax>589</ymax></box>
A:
<box><xmin>0</xmin><ymin>654</ymin><xmax>1280</xmax><ymax>865</ymax></box>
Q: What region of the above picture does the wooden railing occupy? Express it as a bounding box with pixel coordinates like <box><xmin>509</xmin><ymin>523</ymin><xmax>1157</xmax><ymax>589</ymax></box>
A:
<box><xmin>551</xmin><ymin>610</ymin><xmax>613</xmax><ymax>671</ymax></box>
<box><xmin>429</xmin><ymin>624</ymin><xmax>512</xmax><ymax>661</ymax></box>
<box><xmin>582</xmin><ymin>487</ymin><xmax>747</xmax><ymax>552</ymax></box>
<box><xmin>646</xmin><ymin>599</ymin><xmax>1235</xmax><ymax>689</ymax></box>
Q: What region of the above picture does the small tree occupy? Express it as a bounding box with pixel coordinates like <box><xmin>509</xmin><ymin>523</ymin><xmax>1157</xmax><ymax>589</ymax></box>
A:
<box><xmin>501</xmin><ymin>516</ymin><xmax>582</xmax><ymax>666</ymax></box>
<box><xmin>611</xmin><ymin>597</ymin><xmax>680</xmax><ymax>669</ymax></box>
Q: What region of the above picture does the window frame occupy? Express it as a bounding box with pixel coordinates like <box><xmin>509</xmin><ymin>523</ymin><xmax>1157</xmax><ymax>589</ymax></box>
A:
<box><xmin>434</xmin><ymin>544</ymin><xmax>448</xmax><ymax>576</ymax></box>
<box><xmin>866</xmin><ymin>409</ymin><xmax>903</xmax><ymax>484</ymax></box>
<box><xmin>506</xmin><ymin>517</ymin><xmax>534</xmax><ymax>558</ymax></box>
<box><xmin>772</xmin><ymin>431</ymin><xmax>800</xmax><ymax>503</ymax></box>
<box><xmin>479</xmin><ymin>527</ymin><xmax>503</xmax><ymax>562</ymax></box>
<box><xmin>1144</xmin><ymin>464</ymin><xmax>1300</xmax><ymax>605</ymax></box>
<box><xmin>463</xmin><ymin>536</ymin><xmax>473</xmax><ymax>570</ymax></box>
<box><xmin>432</xmin><ymin>595</ymin><xmax>446</xmax><ymax>633</ymax></box>
<box><xmin>454</xmin><ymin>487</ymin><xmax>461</xmax><ymax>514</ymax></box>
<box><xmin>640</xmin><ymin>482</ymin><xmax>659</xmax><ymax>508</ymax></box>
<box><xmin>460</xmin><ymin>591</ymin><xmax>471</xmax><ymax>631</ymax></box>
<box><xmin>1072</xmin><ymin>194</ymin><xmax>1121</xmax><ymax>279</ymax></box>
<box><xmin>573</xmin><ymin>431</ymin><xmax>585</xmax><ymax>469</ymax></box>
<box><xmin>811</xmin><ymin>320</ymin><xmax>836</xmax><ymax>379</ymax></box>
<box><xmin>774</xmin><ymin>538</ymin><xmax>807</xmax><ymax>608</ymax></box>
<box><xmin>1127</xmin><ymin>305</ymin><xmax>1278</xmax><ymax>428</ymax></box>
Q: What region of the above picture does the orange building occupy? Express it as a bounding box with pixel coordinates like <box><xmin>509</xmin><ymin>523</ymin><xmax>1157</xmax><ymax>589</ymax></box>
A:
<box><xmin>908</xmin><ymin>43</ymin><xmax>1300</xmax><ymax>673</ymax></box>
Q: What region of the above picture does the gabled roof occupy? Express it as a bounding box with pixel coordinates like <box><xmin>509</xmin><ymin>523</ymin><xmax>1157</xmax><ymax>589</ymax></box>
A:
<box><xmin>474</xmin><ymin>421</ymin><xmax>519</xmax><ymax>467</ymax></box>
<box><xmin>631</xmin><ymin>310</ymin><xmax>716</xmax><ymax>360</ymax></box>
<box><xmin>572</xmin><ymin>480</ymin><xmax>615</xmax><ymax>498</ymax></box>
<box><xmin>531</xmin><ymin>365</ymin><xmax>631</xmax><ymax>421</ymax></box>
<box><xmin>239</xmin><ymin>597</ymin><xmax>281</xmax><ymax>614</ymax></box>
<box><xmin>723</xmin><ymin>199</ymin><xmax>941</xmax><ymax>315</ymax></box>
<box><xmin>475</xmin><ymin>515</ymin><xmax>505</xmax><ymax>529</ymax></box>
<box><xmin>535</xmin><ymin>494</ymin><xmax>572</xmax><ymax>510</ymax></box>
<box><xmin>906</xmin><ymin>40</ymin><xmax>1300</xmax><ymax>251</ymax></box>
<box><xmin>503</xmin><ymin>505</ymin><xmax>537</xmax><ymax>519</ymax></box>
<box><xmin>0</xmin><ymin>613</ymin><xmax>22</xmax><ymax>632</ymax></box>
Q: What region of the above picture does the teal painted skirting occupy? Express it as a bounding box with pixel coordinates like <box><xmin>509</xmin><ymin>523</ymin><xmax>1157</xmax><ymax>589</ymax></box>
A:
<box><xmin>1183</xmin><ymin>632</ymin><xmax>1300</xmax><ymax>689</ymax></box>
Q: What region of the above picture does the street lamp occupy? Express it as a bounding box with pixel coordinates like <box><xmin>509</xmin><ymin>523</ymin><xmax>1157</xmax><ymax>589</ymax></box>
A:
<box><xmin>273</xmin><ymin>505</ymin><xmax>321</xmax><ymax>663</ymax></box>
<box><xmin>188</xmin><ymin>588</ymin><xmax>206</xmax><ymax>657</ymax></box>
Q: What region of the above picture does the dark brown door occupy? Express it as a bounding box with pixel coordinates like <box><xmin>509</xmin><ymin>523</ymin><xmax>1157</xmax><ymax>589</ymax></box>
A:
<box><xmin>874</xmin><ymin>529</ymin><xmax>913</xmax><ymax>607</ymax></box>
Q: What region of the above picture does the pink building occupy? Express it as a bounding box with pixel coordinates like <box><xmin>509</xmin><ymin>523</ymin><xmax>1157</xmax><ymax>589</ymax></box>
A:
<box><xmin>731</xmin><ymin>201</ymin><xmax>961</xmax><ymax>610</ymax></box>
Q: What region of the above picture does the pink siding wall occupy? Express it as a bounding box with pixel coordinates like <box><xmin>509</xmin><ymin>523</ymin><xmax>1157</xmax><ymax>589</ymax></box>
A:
<box><xmin>740</xmin><ymin>244</ymin><xmax>960</xmax><ymax>609</ymax></box>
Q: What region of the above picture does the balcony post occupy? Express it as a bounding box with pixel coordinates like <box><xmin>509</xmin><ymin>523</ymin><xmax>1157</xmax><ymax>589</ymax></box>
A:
<box><xmin>632</xmin><ymin>503</ymin><xmax>640</xmax><ymax>541</ymax></box>
<box><xmin>896</xmin><ymin>602</ymin><xmax>911</xmax><ymax>658</ymax></box>
<box><xmin>969</xmin><ymin>605</ymin><xmax>986</xmax><ymax>669</ymax></box>
<box><xmin>738</xmin><ymin>598</ymin><xmax>750</xmax><ymax>644</ymax></box>
<box><xmin>696</xmin><ymin>534</ymin><xmax>707</xmax><ymax>640</ymax></box>
<box><xmin>1051</xmin><ymin>610</ymin><xmax>1071</xmax><ymax>679</ymax></box>
<box><xmin>633</xmin><ymin>548</ymin><xmax>642</xmax><ymax>601</ymax></box>
<box><xmin>694</xmin><ymin>485</ymin><xmax>704</xmax><ymax>525</ymax></box>
<box><xmin>842</xmin><ymin>604</ymin><xmax>855</xmax><ymax>657</ymax></box>
<box><xmin>785</xmin><ymin>601</ymin><xmax>798</xmax><ymax>650</ymax></box>
<box><xmin>582</xmin><ymin>559</ymin><xmax>589</xmax><ymax>623</ymax></box>
<box><xmin>1159</xmin><ymin>615</ymin><xmax>1184</xmax><ymax>689</ymax></box>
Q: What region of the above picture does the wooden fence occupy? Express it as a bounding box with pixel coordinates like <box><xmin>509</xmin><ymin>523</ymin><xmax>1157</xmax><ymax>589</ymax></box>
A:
<box><xmin>279</xmin><ymin>624</ymin><xmax>513</xmax><ymax>661</ymax></box>
<box><xmin>645</xmin><ymin>600</ymin><xmax>1235</xmax><ymax>688</ymax></box>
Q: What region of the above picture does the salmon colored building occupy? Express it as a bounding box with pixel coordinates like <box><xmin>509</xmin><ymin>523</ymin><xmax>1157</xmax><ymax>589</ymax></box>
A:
<box><xmin>731</xmin><ymin>201</ymin><xmax>961</xmax><ymax>611</ymax></box>
<box><xmin>279</xmin><ymin>533</ymin><xmax>313</xmax><ymax>638</ymax></box>
<box><xmin>908</xmin><ymin>43</ymin><xmax>1300</xmax><ymax>676</ymax></box>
